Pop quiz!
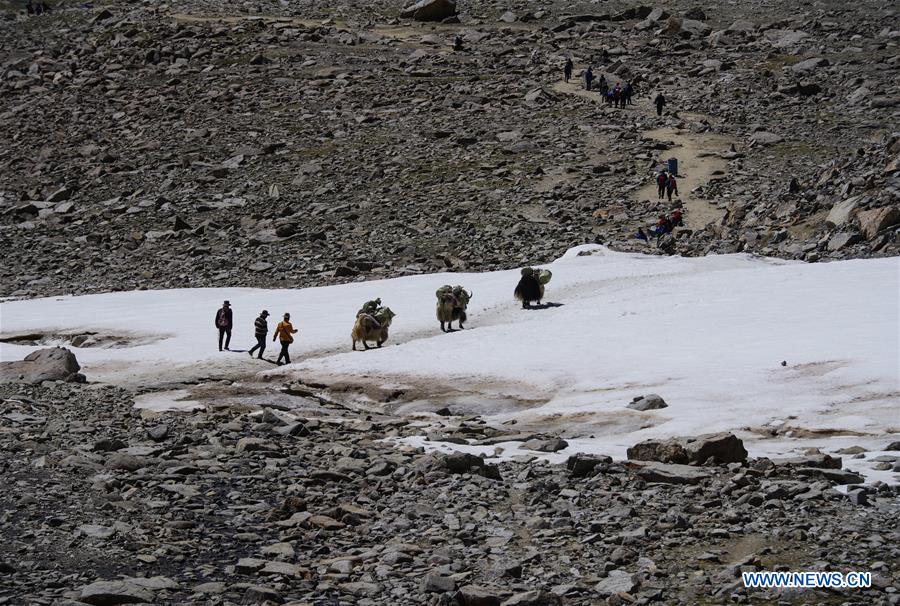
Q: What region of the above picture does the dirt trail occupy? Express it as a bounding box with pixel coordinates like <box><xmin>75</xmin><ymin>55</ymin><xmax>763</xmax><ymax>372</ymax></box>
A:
<box><xmin>635</xmin><ymin>127</ymin><xmax>732</xmax><ymax>228</ymax></box>
<box><xmin>552</xmin><ymin>80</ymin><xmax>735</xmax><ymax>229</ymax></box>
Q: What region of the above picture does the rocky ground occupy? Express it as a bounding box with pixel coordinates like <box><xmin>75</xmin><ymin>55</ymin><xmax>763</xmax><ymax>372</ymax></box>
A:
<box><xmin>1</xmin><ymin>380</ymin><xmax>898</xmax><ymax>605</ymax></box>
<box><xmin>1</xmin><ymin>0</ymin><xmax>898</xmax><ymax>298</ymax></box>
<box><xmin>2</xmin><ymin>0</ymin><xmax>899</xmax><ymax>604</ymax></box>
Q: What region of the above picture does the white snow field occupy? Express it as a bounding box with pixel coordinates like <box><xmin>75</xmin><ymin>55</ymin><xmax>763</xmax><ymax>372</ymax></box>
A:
<box><xmin>1</xmin><ymin>246</ymin><xmax>898</xmax><ymax>482</ymax></box>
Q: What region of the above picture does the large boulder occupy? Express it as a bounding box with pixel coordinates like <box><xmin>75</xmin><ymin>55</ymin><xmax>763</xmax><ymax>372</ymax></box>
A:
<box><xmin>400</xmin><ymin>0</ymin><xmax>457</xmax><ymax>22</ymax></box>
<box><xmin>683</xmin><ymin>432</ymin><xmax>748</xmax><ymax>464</ymax></box>
<box><xmin>0</xmin><ymin>347</ymin><xmax>84</xmax><ymax>384</ymax></box>
<box><xmin>825</xmin><ymin>195</ymin><xmax>864</xmax><ymax>228</ymax></box>
<box><xmin>627</xmin><ymin>394</ymin><xmax>668</xmax><ymax>411</ymax></box>
<box><xmin>627</xmin><ymin>432</ymin><xmax>747</xmax><ymax>465</ymax></box>
<box><xmin>627</xmin><ymin>438</ymin><xmax>689</xmax><ymax>464</ymax></box>
<box><xmin>856</xmin><ymin>207</ymin><xmax>900</xmax><ymax>240</ymax></box>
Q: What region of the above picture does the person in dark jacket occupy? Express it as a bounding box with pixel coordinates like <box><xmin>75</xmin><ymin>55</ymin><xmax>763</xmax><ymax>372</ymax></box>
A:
<box><xmin>584</xmin><ymin>66</ymin><xmax>594</xmax><ymax>91</ymax></box>
<box><xmin>666</xmin><ymin>174</ymin><xmax>678</xmax><ymax>201</ymax></box>
<box><xmin>656</xmin><ymin>171</ymin><xmax>668</xmax><ymax>199</ymax></box>
<box><xmin>248</xmin><ymin>310</ymin><xmax>270</xmax><ymax>359</ymax></box>
<box><xmin>655</xmin><ymin>93</ymin><xmax>666</xmax><ymax>116</ymax></box>
<box><xmin>215</xmin><ymin>301</ymin><xmax>233</xmax><ymax>351</ymax></box>
<box><xmin>563</xmin><ymin>57</ymin><xmax>573</xmax><ymax>83</ymax></box>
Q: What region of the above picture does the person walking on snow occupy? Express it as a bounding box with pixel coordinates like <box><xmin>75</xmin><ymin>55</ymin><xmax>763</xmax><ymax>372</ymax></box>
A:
<box><xmin>273</xmin><ymin>313</ymin><xmax>298</xmax><ymax>366</ymax></box>
<box><xmin>215</xmin><ymin>300</ymin><xmax>233</xmax><ymax>351</ymax></box>
<box><xmin>563</xmin><ymin>57</ymin><xmax>573</xmax><ymax>83</ymax></box>
<box><xmin>655</xmin><ymin>92</ymin><xmax>666</xmax><ymax>116</ymax></box>
<box><xmin>248</xmin><ymin>310</ymin><xmax>270</xmax><ymax>359</ymax></box>
<box><xmin>666</xmin><ymin>174</ymin><xmax>678</xmax><ymax>202</ymax></box>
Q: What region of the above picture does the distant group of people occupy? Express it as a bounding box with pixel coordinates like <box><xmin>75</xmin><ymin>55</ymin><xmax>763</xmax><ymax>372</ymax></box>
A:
<box><xmin>656</xmin><ymin>170</ymin><xmax>679</xmax><ymax>202</ymax></box>
<box><xmin>636</xmin><ymin>208</ymin><xmax>684</xmax><ymax>247</ymax></box>
<box><xmin>214</xmin><ymin>301</ymin><xmax>297</xmax><ymax>365</ymax></box>
<box><xmin>564</xmin><ymin>59</ymin><xmax>668</xmax><ymax>113</ymax></box>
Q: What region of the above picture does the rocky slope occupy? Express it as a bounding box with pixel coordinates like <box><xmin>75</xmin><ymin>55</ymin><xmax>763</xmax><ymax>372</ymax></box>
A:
<box><xmin>1</xmin><ymin>381</ymin><xmax>898</xmax><ymax>605</ymax></box>
<box><xmin>1</xmin><ymin>0</ymin><xmax>898</xmax><ymax>298</ymax></box>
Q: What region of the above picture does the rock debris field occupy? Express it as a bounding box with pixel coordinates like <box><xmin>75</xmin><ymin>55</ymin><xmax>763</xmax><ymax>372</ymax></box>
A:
<box><xmin>1</xmin><ymin>0</ymin><xmax>899</xmax><ymax>605</ymax></box>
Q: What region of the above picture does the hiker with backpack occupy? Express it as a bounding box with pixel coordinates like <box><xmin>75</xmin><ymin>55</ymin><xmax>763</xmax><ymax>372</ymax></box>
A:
<box><xmin>273</xmin><ymin>313</ymin><xmax>298</xmax><ymax>365</ymax></box>
<box><xmin>563</xmin><ymin>57</ymin><xmax>573</xmax><ymax>83</ymax></box>
<box><xmin>215</xmin><ymin>301</ymin><xmax>233</xmax><ymax>351</ymax></box>
<box><xmin>248</xmin><ymin>310</ymin><xmax>270</xmax><ymax>360</ymax></box>
<box><xmin>584</xmin><ymin>66</ymin><xmax>594</xmax><ymax>91</ymax></box>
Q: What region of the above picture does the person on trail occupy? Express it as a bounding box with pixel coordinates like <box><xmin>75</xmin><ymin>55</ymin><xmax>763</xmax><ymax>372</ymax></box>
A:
<box><xmin>666</xmin><ymin>174</ymin><xmax>678</xmax><ymax>202</ymax></box>
<box><xmin>624</xmin><ymin>81</ymin><xmax>634</xmax><ymax>105</ymax></box>
<box><xmin>655</xmin><ymin>92</ymin><xmax>666</xmax><ymax>116</ymax></box>
<box><xmin>598</xmin><ymin>76</ymin><xmax>609</xmax><ymax>97</ymax></box>
<box><xmin>273</xmin><ymin>313</ymin><xmax>298</xmax><ymax>366</ymax></box>
<box><xmin>656</xmin><ymin>171</ymin><xmax>668</xmax><ymax>200</ymax></box>
<box><xmin>248</xmin><ymin>310</ymin><xmax>270</xmax><ymax>360</ymax></box>
<box><xmin>215</xmin><ymin>301</ymin><xmax>233</xmax><ymax>352</ymax></box>
<box><xmin>584</xmin><ymin>66</ymin><xmax>594</xmax><ymax>91</ymax></box>
<box><xmin>563</xmin><ymin>57</ymin><xmax>573</xmax><ymax>83</ymax></box>
<box><xmin>671</xmin><ymin>208</ymin><xmax>684</xmax><ymax>227</ymax></box>
<box><xmin>453</xmin><ymin>34</ymin><xmax>464</xmax><ymax>51</ymax></box>
<box><xmin>612</xmin><ymin>83</ymin><xmax>621</xmax><ymax>108</ymax></box>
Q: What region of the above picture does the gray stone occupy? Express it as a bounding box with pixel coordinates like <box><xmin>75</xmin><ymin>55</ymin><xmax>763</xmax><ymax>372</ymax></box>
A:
<box><xmin>242</xmin><ymin>585</ymin><xmax>283</xmax><ymax>604</ymax></box>
<box><xmin>400</xmin><ymin>0</ymin><xmax>456</xmax><ymax>22</ymax></box>
<box><xmin>595</xmin><ymin>569</ymin><xmax>637</xmax><ymax>596</ymax></box>
<box><xmin>827</xmin><ymin>232</ymin><xmax>861</xmax><ymax>252</ymax></box>
<box><xmin>750</xmin><ymin>131</ymin><xmax>784</xmax><ymax>146</ymax></box>
<box><xmin>78</xmin><ymin>580</ymin><xmax>154</xmax><ymax>606</ymax></box>
<box><xmin>631</xmin><ymin>461</ymin><xmax>712</xmax><ymax>485</ymax></box>
<box><xmin>422</xmin><ymin>572</ymin><xmax>456</xmax><ymax>593</ymax></box>
<box><xmin>627</xmin><ymin>394</ymin><xmax>668</xmax><ymax>411</ymax></box>
<box><xmin>826</xmin><ymin>196</ymin><xmax>863</xmax><ymax>228</ymax></box>
<box><xmin>338</xmin><ymin>581</ymin><xmax>381</xmax><ymax>597</ymax></box>
<box><xmin>0</xmin><ymin>347</ymin><xmax>83</xmax><ymax>384</ymax></box>
<box><xmin>502</xmin><ymin>590</ymin><xmax>563</xmax><ymax>605</ymax></box>
<box><xmin>566</xmin><ymin>453</ymin><xmax>612</xmax><ymax>477</ymax></box>
<box><xmin>519</xmin><ymin>437</ymin><xmax>568</xmax><ymax>452</ymax></box>
<box><xmin>458</xmin><ymin>585</ymin><xmax>504</xmax><ymax>606</ymax></box>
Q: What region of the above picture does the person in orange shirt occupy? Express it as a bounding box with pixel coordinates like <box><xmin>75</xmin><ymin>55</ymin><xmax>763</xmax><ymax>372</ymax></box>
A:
<box><xmin>273</xmin><ymin>313</ymin><xmax>298</xmax><ymax>365</ymax></box>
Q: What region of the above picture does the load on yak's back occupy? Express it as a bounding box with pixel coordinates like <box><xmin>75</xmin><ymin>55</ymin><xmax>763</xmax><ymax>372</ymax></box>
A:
<box><xmin>436</xmin><ymin>284</ymin><xmax>472</xmax><ymax>332</ymax></box>
<box><xmin>352</xmin><ymin>298</ymin><xmax>396</xmax><ymax>350</ymax></box>
<box><xmin>514</xmin><ymin>267</ymin><xmax>551</xmax><ymax>308</ymax></box>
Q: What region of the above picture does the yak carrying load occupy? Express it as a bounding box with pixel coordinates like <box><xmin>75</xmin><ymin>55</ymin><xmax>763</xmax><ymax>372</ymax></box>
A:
<box><xmin>352</xmin><ymin>298</ymin><xmax>396</xmax><ymax>350</ymax></box>
<box><xmin>514</xmin><ymin>267</ymin><xmax>551</xmax><ymax>308</ymax></box>
<box><xmin>436</xmin><ymin>285</ymin><xmax>472</xmax><ymax>332</ymax></box>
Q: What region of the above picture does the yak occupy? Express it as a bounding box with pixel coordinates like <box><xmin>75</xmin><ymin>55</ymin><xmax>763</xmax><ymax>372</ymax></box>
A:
<box><xmin>514</xmin><ymin>268</ymin><xmax>550</xmax><ymax>308</ymax></box>
<box><xmin>351</xmin><ymin>307</ymin><xmax>396</xmax><ymax>350</ymax></box>
<box><xmin>436</xmin><ymin>286</ymin><xmax>472</xmax><ymax>332</ymax></box>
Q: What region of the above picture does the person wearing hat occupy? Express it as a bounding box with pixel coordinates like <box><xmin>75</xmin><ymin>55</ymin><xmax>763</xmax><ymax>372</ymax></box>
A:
<box><xmin>214</xmin><ymin>300</ymin><xmax>233</xmax><ymax>351</ymax></box>
<box><xmin>273</xmin><ymin>313</ymin><xmax>298</xmax><ymax>365</ymax></box>
<box><xmin>248</xmin><ymin>310</ymin><xmax>270</xmax><ymax>360</ymax></box>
